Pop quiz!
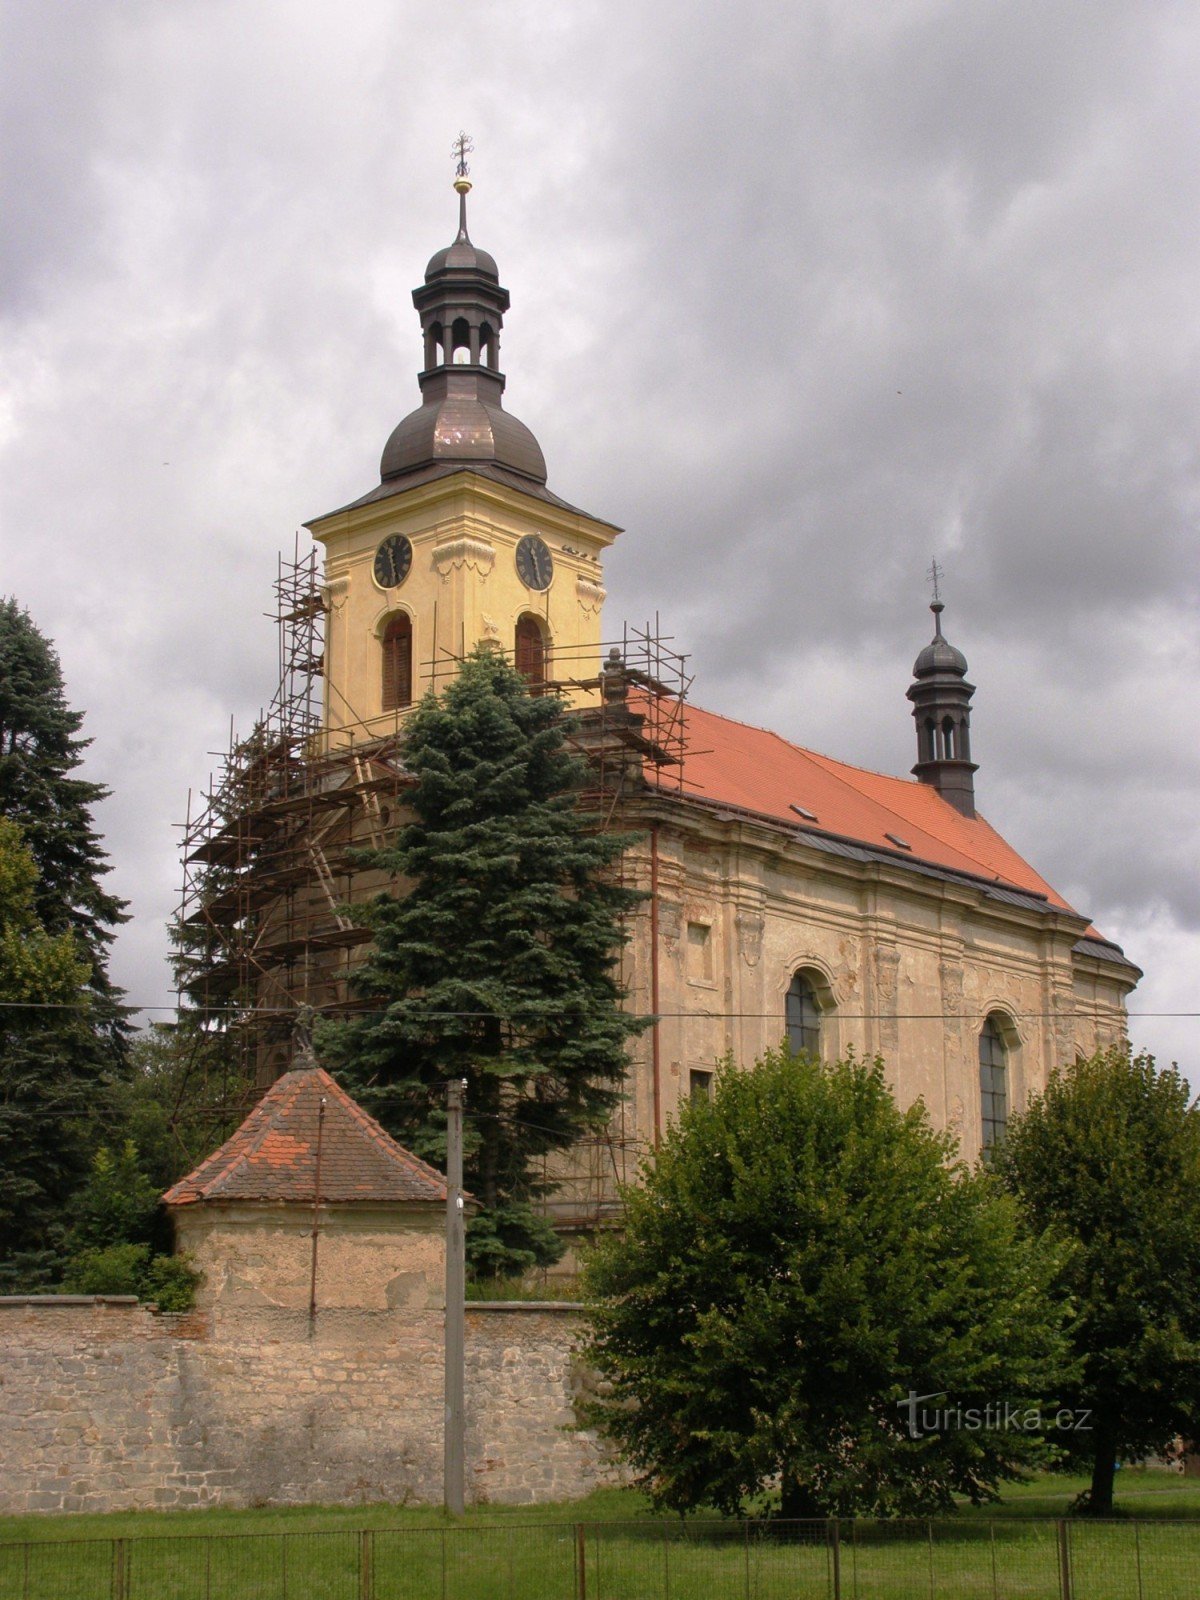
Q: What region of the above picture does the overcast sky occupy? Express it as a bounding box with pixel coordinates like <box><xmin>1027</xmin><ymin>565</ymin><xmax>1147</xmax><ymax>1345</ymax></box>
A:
<box><xmin>2</xmin><ymin>0</ymin><xmax>1197</xmax><ymax>1074</ymax></box>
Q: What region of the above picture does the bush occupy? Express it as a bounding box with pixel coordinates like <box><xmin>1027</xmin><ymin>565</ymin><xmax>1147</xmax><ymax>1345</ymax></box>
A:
<box><xmin>61</xmin><ymin>1242</ymin><xmax>200</xmax><ymax>1311</ymax></box>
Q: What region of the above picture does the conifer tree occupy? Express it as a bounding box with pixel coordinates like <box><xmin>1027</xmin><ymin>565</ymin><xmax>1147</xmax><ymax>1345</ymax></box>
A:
<box><xmin>320</xmin><ymin>646</ymin><xmax>646</xmax><ymax>1277</ymax></box>
<box><xmin>0</xmin><ymin>598</ymin><xmax>126</xmax><ymax>1029</ymax></box>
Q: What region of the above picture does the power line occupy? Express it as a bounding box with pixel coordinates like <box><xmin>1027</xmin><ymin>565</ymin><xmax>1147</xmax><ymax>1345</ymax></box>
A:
<box><xmin>0</xmin><ymin>1001</ymin><xmax>1195</xmax><ymax>1019</ymax></box>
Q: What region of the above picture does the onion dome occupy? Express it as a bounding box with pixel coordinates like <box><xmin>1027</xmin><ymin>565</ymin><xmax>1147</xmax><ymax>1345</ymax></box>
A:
<box><xmin>379</xmin><ymin>173</ymin><xmax>547</xmax><ymax>486</ymax></box>
<box><xmin>913</xmin><ymin>602</ymin><xmax>969</xmax><ymax>677</ymax></box>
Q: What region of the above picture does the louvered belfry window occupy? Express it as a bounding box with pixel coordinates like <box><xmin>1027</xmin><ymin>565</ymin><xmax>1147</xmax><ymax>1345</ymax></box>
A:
<box><xmin>382</xmin><ymin>614</ymin><xmax>413</xmax><ymax>711</ymax></box>
<box><xmin>515</xmin><ymin>614</ymin><xmax>547</xmax><ymax>686</ymax></box>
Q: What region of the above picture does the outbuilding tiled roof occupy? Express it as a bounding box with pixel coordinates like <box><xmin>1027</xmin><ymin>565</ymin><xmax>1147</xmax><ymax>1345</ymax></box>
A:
<box><xmin>163</xmin><ymin>1067</ymin><xmax>448</xmax><ymax>1207</ymax></box>
<box><xmin>673</xmin><ymin>701</ymin><xmax>1075</xmax><ymax>910</ymax></box>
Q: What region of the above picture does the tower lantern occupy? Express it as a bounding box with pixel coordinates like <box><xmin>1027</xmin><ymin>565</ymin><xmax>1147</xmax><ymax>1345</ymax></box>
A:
<box><xmin>906</xmin><ymin>589</ymin><xmax>978</xmax><ymax>818</ymax></box>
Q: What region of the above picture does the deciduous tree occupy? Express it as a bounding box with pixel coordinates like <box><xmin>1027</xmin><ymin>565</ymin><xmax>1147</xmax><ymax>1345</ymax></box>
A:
<box><xmin>0</xmin><ymin>817</ymin><xmax>99</xmax><ymax>1281</ymax></box>
<box><xmin>996</xmin><ymin>1046</ymin><xmax>1200</xmax><ymax>1515</ymax></box>
<box><xmin>583</xmin><ymin>1047</ymin><xmax>1069</xmax><ymax>1517</ymax></box>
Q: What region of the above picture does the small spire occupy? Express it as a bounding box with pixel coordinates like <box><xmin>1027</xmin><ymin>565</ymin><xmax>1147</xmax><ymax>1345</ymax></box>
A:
<box><xmin>452</xmin><ymin>130</ymin><xmax>474</xmax><ymax>241</ymax></box>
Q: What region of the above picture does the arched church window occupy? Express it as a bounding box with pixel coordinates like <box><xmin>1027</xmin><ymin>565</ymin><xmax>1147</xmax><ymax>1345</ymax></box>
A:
<box><xmin>979</xmin><ymin>1014</ymin><xmax>1008</xmax><ymax>1157</ymax></box>
<box><xmin>381</xmin><ymin>614</ymin><xmax>413</xmax><ymax>711</ymax></box>
<box><xmin>786</xmin><ymin>971</ymin><xmax>822</xmax><ymax>1057</ymax></box>
<box><xmin>941</xmin><ymin>715</ymin><xmax>956</xmax><ymax>759</ymax></box>
<box><xmin>515</xmin><ymin>614</ymin><xmax>547</xmax><ymax>687</ymax></box>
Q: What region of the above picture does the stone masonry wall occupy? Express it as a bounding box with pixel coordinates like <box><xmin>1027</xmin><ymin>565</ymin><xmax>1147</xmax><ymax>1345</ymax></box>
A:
<box><xmin>0</xmin><ymin>1296</ymin><xmax>618</xmax><ymax>1516</ymax></box>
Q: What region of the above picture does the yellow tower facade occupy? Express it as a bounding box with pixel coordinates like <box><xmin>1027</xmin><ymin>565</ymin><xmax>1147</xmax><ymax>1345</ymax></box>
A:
<box><xmin>305</xmin><ymin>173</ymin><xmax>619</xmax><ymax>748</ymax></box>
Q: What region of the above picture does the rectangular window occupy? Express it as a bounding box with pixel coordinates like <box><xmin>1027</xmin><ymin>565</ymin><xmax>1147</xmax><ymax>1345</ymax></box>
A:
<box><xmin>687</xmin><ymin>921</ymin><xmax>713</xmax><ymax>982</ymax></box>
<box><xmin>689</xmin><ymin>1069</ymin><xmax>713</xmax><ymax>1103</ymax></box>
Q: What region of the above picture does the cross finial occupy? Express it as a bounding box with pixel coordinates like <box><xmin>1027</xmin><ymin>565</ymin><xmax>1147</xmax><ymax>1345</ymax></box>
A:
<box><xmin>452</xmin><ymin>131</ymin><xmax>474</xmax><ymax>180</ymax></box>
<box><xmin>928</xmin><ymin>557</ymin><xmax>944</xmax><ymax>605</ymax></box>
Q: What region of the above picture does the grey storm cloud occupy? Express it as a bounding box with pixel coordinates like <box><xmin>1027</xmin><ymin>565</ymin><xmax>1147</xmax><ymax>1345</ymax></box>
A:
<box><xmin>1</xmin><ymin>0</ymin><xmax>1197</xmax><ymax>1067</ymax></box>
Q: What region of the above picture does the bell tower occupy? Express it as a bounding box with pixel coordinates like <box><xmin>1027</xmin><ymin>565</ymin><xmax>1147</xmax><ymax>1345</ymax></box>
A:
<box><xmin>306</xmin><ymin>140</ymin><xmax>619</xmax><ymax>749</ymax></box>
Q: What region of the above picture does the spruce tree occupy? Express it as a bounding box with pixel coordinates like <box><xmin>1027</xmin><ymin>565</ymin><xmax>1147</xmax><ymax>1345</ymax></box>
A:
<box><xmin>320</xmin><ymin>645</ymin><xmax>646</xmax><ymax>1277</ymax></box>
<box><xmin>0</xmin><ymin>598</ymin><xmax>126</xmax><ymax>1027</ymax></box>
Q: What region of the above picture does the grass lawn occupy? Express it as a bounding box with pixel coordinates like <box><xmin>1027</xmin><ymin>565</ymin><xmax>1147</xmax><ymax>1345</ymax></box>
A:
<box><xmin>3</xmin><ymin>1473</ymin><xmax>1200</xmax><ymax>1599</ymax></box>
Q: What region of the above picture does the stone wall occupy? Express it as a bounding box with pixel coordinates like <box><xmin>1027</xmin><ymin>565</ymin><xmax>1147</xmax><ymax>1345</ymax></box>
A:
<box><xmin>0</xmin><ymin>1295</ymin><xmax>617</xmax><ymax>1516</ymax></box>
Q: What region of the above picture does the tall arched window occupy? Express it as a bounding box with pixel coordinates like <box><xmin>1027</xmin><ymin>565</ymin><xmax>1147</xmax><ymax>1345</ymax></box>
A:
<box><xmin>381</xmin><ymin>614</ymin><xmax>413</xmax><ymax>711</ymax></box>
<box><xmin>979</xmin><ymin>1015</ymin><xmax>1008</xmax><ymax>1157</ymax></box>
<box><xmin>515</xmin><ymin>614</ymin><xmax>547</xmax><ymax>686</ymax></box>
<box><xmin>786</xmin><ymin>971</ymin><xmax>822</xmax><ymax>1057</ymax></box>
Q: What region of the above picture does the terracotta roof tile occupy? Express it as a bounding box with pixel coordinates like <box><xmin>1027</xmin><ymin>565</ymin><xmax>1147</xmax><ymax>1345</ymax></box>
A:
<box><xmin>669</xmin><ymin>700</ymin><xmax>1076</xmax><ymax>912</ymax></box>
<box><xmin>163</xmin><ymin>1068</ymin><xmax>449</xmax><ymax>1208</ymax></box>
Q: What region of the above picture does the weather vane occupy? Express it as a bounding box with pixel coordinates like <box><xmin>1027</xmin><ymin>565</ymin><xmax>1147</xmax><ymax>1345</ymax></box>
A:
<box><xmin>452</xmin><ymin>132</ymin><xmax>474</xmax><ymax>180</ymax></box>
<box><xmin>928</xmin><ymin>557</ymin><xmax>944</xmax><ymax>606</ymax></box>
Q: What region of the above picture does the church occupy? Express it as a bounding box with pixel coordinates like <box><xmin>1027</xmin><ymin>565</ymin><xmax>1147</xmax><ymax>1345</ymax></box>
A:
<box><xmin>182</xmin><ymin>162</ymin><xmax>1139</xmax><ymax>1234</ymax></box>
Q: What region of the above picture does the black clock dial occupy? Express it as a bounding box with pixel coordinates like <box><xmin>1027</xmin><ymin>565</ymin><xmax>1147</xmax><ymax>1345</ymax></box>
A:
<box><xmin>373</xmin><ymin>535</ymin><xmax>412</xmax><ymax>589</ymax></box>
<box><xmin>515</xmin><ymin>534</ymin><xmax>554</xmax><ymax>592</ymax></box>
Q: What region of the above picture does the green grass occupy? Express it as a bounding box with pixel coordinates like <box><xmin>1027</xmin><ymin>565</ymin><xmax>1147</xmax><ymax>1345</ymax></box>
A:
<box><xmin>3</xmin><ymin>1475</ymin><xmax>1200</xmax><ymax>1599</ymax></box>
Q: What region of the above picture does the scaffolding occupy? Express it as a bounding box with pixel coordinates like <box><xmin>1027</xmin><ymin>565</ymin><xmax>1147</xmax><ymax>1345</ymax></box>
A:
<box><xmin>175</xmin><ymin>551</ymin><xmax>692</xmax><ymax>1225</ymax></box>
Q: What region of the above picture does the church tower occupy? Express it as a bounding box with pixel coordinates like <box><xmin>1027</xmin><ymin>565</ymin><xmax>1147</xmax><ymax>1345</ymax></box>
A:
<box><xmin>906</xmin><ymin>598</ymin><xmax>978</xmax><ymax>817</ymax></box>
<box><xmin>306</xmin><ymin>150</ymin><xmax>619</xmax><ymax>749</ymax></box>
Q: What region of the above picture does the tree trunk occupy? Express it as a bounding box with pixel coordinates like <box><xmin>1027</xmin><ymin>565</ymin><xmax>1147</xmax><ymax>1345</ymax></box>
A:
<box><xmin>1088</xmin><ymin>1428</ymin><xmax>1117</xmax><ymax>1515</ymax></box>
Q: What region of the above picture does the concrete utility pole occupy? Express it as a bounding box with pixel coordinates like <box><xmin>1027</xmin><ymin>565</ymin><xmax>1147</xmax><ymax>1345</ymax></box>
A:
<box><xmin>444</xmin><ymin>1078</ymin><xmax>466</xmax><ymax>1516</ymax></box>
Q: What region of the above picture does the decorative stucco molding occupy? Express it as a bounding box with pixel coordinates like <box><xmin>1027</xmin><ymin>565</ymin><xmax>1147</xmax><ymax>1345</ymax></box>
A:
<box><xmin>735</xmin><ymin>910</ymin><xmax>764</xmax><ymax>968</ymax></box>
<box><xmin>576</xmin><ymin>576</ymin><xmax>606</xmax><ymax>616</ymax></box>
<box><xmin>432</xmin><ymin>537</ymin><xmax>495</xmax><ymax>579</ymax></box>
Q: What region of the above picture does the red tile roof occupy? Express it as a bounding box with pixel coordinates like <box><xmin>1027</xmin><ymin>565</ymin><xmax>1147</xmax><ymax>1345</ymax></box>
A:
<box><xmin>669</xmin><ymin>700</ymin><xmax>1076</xmax><ymax>912</ymax></box>
<box><xmin>163</xmin><ymin>1067</ymin><xmax>449</xmax><ymax>1207</ymax></box>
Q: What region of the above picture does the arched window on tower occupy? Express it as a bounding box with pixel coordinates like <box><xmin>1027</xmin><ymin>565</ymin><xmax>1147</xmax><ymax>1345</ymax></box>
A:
<box><xmin>786</xmin><ymin>971</ymin><xmax>822</xmax><ymax>1057</ymax></box>
<box><xmin>515</xmin><ymin>614</ymin><xmax>547</xmax><ymax>687</ymax></box>
<box><xmin>979</xmin><ymin>1014</ymin><xmax>1008</xmax><ymax>1158</ymax></box>
<box><xmin>941</xmin><ymin>715</ymin><xmax>957</xmax><ymax>759</ymax></box>
<box><xmin>480</xmin><ymin>321</ymin><xmax>496</xmax><ymax>369</ymax></box>
<box><xmin>381</xmin><ymin>614</ymin><xmax>413</xmax><ymax>711</ymax></box>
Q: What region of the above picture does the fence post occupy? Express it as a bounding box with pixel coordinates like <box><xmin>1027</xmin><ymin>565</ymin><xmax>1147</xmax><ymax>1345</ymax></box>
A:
<box><xmin>575</xmin><ymin>1523</ymin><xmax>587</xmax><ymax>1600</ymax></box>
<box><xmin>1057</xmin><ymin>1519</ymin><xmax>1073</xmax><ymax>1600</ymax></box>
<box><xmin>359</xmin><ymin>1529</ymin><xmax>374</xmax><ymax>1600</ymax></box>
<box><xmin>829</xmin><ymin>1519</ymin><xmax>842</xmax><ymax>1600</ymax></box>
<box><xmin>110</xmin><ymin>1537</ymin><xmax>128</xmax><ymax>1600</ymax></box>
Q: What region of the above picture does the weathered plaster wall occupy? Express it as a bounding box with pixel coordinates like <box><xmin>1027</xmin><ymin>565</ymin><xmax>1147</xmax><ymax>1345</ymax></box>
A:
<box><xmin>0</xmin><ymin>1297</ymin><xmax>616</xmax><ymax>1516</ymax></box>
<box><xmin>174</xmin><ymin>1204</ymin><xmax>444</xmax><ymax>1312</ymax></box>
<box><xmin>615</xmin><ymin>809</ymin><xmax>1134</xmax><ymax>1167</ymax></box>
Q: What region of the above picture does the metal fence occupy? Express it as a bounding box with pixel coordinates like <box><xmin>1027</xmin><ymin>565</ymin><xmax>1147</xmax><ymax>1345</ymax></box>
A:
<box><xmin>2</xmin><ymin>1516</ymin><xmax>1199</xmax><ymax>1600</ymax></box>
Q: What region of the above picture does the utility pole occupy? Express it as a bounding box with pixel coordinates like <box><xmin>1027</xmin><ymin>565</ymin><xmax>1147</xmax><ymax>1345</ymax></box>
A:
<box><xmin>444</xmin><ymin>1078</ymin><xmax>466</xmax><ymax>1516</ymax></box>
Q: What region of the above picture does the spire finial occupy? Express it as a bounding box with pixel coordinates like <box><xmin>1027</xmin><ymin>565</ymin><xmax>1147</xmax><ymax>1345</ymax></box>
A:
<box><xmin>928</xmin><ymin>556</ymin><xmax>945</xmax><ymax>636</ymax></box>
<box><xmin>451</xmin><ymin>131</ymin><xmax>474</xmax><ymax>240</ymax></box>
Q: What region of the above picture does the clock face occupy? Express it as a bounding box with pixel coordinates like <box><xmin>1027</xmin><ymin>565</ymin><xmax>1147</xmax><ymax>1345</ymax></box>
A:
<box><xmin>373</xmin><ymin>535</ymin><xmax>412</xmax><ymax>589</ymax></box>
<box><xmin>515</xmin><ymin>534</ymin><xmax>554</xmax><ymax>592</ymax></box>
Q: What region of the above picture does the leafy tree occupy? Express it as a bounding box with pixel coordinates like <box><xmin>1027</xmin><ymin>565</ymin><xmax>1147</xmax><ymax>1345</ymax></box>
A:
<box><xmin>0</xmin><ymin>597</ymin><xmax>126</xmax><ymax>1026</ymax></box>
<box><xmin>319</xmin><ymin>645</ymin><xmax>646</xmax><ymax>1278</ymax></box>
<box><xmin>995</xmin><ymin>1046</ymin><xmax>1200</xmax><ymax>1515</ymax></box>
<box><xmin>583</xmin><ymin>1047</ymin><xmax>1070</xmax><ymax>1518</ymax></box>
<box><xmin>0</xmin><ymin>817</ymin><xmax>99</xmax><ymax>1283</ymax></box>
<box><xmin>61</xmin><ymin>1242</ymin><xmax>200</xmax><ymax>1312</ymax></box>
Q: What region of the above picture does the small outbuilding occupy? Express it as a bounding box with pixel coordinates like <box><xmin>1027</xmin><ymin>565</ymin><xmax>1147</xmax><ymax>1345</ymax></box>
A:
<box><xmin>164</xmin><ymin>1064</ymin><xmax>449</xmax><ymax>1315</ymax></box>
